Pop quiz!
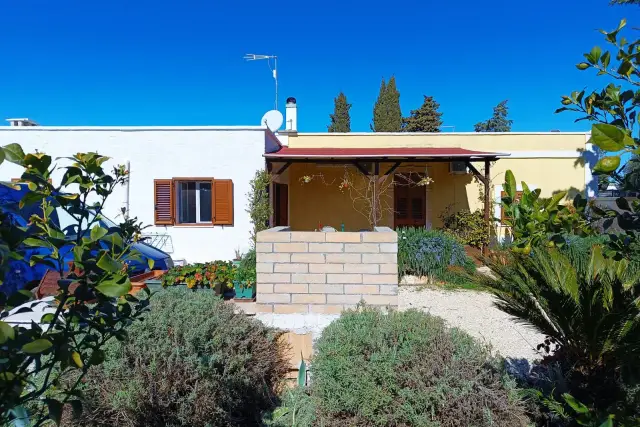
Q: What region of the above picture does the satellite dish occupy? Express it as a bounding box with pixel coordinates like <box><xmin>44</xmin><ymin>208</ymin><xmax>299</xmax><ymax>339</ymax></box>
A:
<box><xmin>261</xmin><ymin>110</ymin><xmax>283</xmax><ymax>132</ymax></box>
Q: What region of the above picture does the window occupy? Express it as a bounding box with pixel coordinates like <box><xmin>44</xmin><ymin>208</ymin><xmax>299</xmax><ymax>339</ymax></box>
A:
<box><xmin>154</xmin><ymin>178</ymin><xmax>233</xmax><ymax>226</ymax></box>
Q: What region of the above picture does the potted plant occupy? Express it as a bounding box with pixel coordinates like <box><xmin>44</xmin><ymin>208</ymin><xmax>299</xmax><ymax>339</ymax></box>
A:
<box><xmin>161</xmin><ymin>261</ymin><xmax>237</xmax><ymax>296</ymax></box>
<box><xmin>233</xmin><ymin>249</ymin><xmax>256</xmax><ymax>300</ymax></box>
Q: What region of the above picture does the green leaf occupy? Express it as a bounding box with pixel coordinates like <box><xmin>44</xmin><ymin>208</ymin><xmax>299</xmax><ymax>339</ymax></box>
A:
<box><xmin>601</xmin><ymin>51</ymin><xmax>611</xmax><ymax>69</ymax></box>
<box><xmin>147</xmin><ymin>258</ymin><xmax>155</xmax><ymax>270</ymax></box>
<box><xmin>547</xmin><ymin>191</ymin><xmax>567</xmax><ymax>210</ymax></box>
<box><xmin>298</xmin><ymin>353</ymin><xmax>307</xmax><ymax>387</ymax></box>
<box><xmin>71</xmin><ymin>351</ymin><xmax>83</xmax><ymax>368</ymax></box>
<box><xmin>89</xmin><ymin>349</ymin><xmax>105</xmax><ymax>365</ymax></box>
<box><xmin>576</xmin><ymin>62</ymin><xmax>590</xmax><ymax>70</ymax></box>
<box><xmin>3</xmin><ymin>143</ymin><xmax>25</xmax><ymax>165</ymax></box>
<box><xmin>22</xmin><ymin>238</ymin><xmax>45</xmax><ymax>247</ymax></box>
<box><xmin>22</xmin><ymin>338</ymin><xmax>52</xmax><ymax>354</ymax></box>
<box><xmin>70</xmin><ymin>400</ymin><xmax>83</xmax><ymax>419</ymax></box>
<box><xmin>504</xmin><ymin>170</ymin><xmax>517</xmax><ymax>199</ymax></box>
<box><xmin>563</xmin><ymin>393</ymin><xmax>589</xmax><ymax>414</ymax></box>
<box><xmin>594</xmin><ymin>156</ymin><xmax>621</xmax><ymax>174</ymax></box>
<box><xmin>96</xmin><ymin>252</ymin><xmax>123</xmax><ymax>274</ymax></box>
<box><xmin>591</xmin><ymin>123</ymin><xmax>631</xmax><ymax>152</ymax></box>
<box><xmin>0</xmin><ymin>321</ymin><xmax>15</xmax><ymax>344</ymax></box>
<box><xmin>590</xmin><ymin>46</ymin><xmax>602</xmax><ymax>63</ymax></box>
<box><xmin>45</xmin><ymin>398</ymin><xmax>63</xmax><ymax>425</ymax></box>
<box><xmin>90</xmin><ymin>225</ymin><xmax>108</xmax><ymax>241</ymax></box>
<box><xmin>599</xmin><ymin>416</ymin><xmax>614</xmax><ymax>427</ymax></box>
<box><xmin>95</xmin><ymin>276</ymin><xmax>131</xmax><ymax>297</ymax></box>
<box><xmin>616</xmin><ymin>197</ymin><xmax>631</xmax><ymax>211</ymax></box>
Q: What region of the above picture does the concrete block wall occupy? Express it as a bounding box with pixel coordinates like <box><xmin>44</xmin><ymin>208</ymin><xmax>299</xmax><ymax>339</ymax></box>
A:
<box><xmin>256</xmin><ymin>226</ymin><xmax>398</xmax><ymax>314</ymax></box>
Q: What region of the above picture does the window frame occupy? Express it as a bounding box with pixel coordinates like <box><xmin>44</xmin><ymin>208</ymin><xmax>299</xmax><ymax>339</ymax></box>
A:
<box><xmin>173</xmin><ymin>177</ymin><xmax>215</xmax><ymax>227</ymax></box>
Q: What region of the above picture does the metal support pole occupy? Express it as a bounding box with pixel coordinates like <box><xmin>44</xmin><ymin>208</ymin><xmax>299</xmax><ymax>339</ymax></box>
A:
<box><xmin>483</xmin><ymin>159</ymin><xmax>491</xmax><ymax>256</ymax></box>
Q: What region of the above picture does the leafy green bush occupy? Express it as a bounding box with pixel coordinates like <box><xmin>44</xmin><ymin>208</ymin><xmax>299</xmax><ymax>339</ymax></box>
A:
<box><xmin>235</xmin><ymin>248</ymin><xmax>256</xmax><ymax>288</ymax></box>
<box><xmin>482</xmin><ymin>245</ymin><xmax>640</xmax><ymax>424</ymax></box>
<box><xmin>397</xmin><ymin>227</ymin><xmax>475</xmax><ymax>284</ymax></box>
<box><xmin>439</xmin><ymin>207</ymin><xmax>490</xmax><ymax>248</ymax></box>
<box><xmin>310</xmin><ymin>308</ymin><xmax>529</xmax><ymax>427</ymax></box>
<box><xmin>72</xmin><ymin>288</ymin><xmax>289</xmax><ymax>426</ymax></box>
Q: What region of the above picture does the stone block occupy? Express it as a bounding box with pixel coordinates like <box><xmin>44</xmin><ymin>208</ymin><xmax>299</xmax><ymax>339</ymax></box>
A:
<box><xmin>344</xmin><ymin>243</ymin><xmax>379</xmax><ymax>253</ymax></box>
<box><xmin>362</xmin><ymin>253</ymin><xmax>397</xmax><ymax>264</ymax></box>
<box><xmin>258</xmin><ymin>273</ymin><xmax>291</xmax><ymax>283</ymax></box>
<box><xmin>379</xmin><ymin>285</ymin><xmax>398</xmax><ymax>295</ymax></box>
<box><xmin>308</xmin><ymin>284</ymin><xmax>344</xmax><ymax>294</ymax></box>
<box><xmin>291</xmin><ymin>253</ymin><xmax>325</xmax><ymax>263</ymax></box>
<box><xmin>259</xmin><ymin>283</ymin><xmax>274</xmax><ymax>293</ymax></box>
<box><xmin>343</xmin><ymin>263</ymin><xmax>379</xmax><ymax>274</ymax></box>
<box><xmin>258</xmin><ymin>253</ymin><xmax>291</xmax><ymax>263</ymax></box>
<box><xmin>326</xmin><ymin>253</ymin><xmax>361</xmax><ymax>263</ymax></box>
<box><xmin>274</xmin><ymin>242</ymin><xmax>308</xmax><ymax>253</ymax></box>
<box><xmin>273</xmin><ymin>304</ymin><xmax>309</xmax><ymax>314</ymax></box>
<box><xmin>255</xmin><ymin>243</ymin><xmax>273</xmax><ymax>253</ymax></box>
<box><xmin>325</xmin><ymin>233</ymin><xmax>362</xmax><ymax>243</ymax></box>
<box><xmin>309</xmin><ymin>243</ymin><xmax>344</xmax><ymax>253</ymax></box>
<box><xmin>362</xmin><ymin>295</ymin><xmax>398</xmax><ymax>306</ymax></box>
<box><xmin>292</xmin><ymin>294</ymin><xmax>326</xmax><ymax>304</ymax></box>
<box><xmin>379</xmin><ymin>243</ymin><xmax>398</xmax><ymax>253</ymax></box>
<box><xmin>274</xmin><ymin>283</ymin><xmax>309</xmax><ymax>293</ymax></box>
<box><xmin>344</xmin><ymin>284</ymin><xmax>379</xmax><ymax>294</ymax></box>
<box><xmin>362</xmin><ymin>274</ymin><xmax>397</xmax><ymax>285</ymax></box>
<box><xmin>309</xmin><ymin>263</ymin><xmax>344</xmax><ymax>273</ymax></box>
<box><xmin>275</xmin><ymin>263</ymin><xmax>309</xmax><ymax>273</ymax></box>
<box><xmin>327</xmin><ymin>274</ymin><xmax>362</xmax><ymax>284</ymax></box>
<box><xmin>255</xmin><ymin>304</ymin><xmax>274</xmax><ymax>313</ymax></box>
<box><xmin>256</xmin><ymin>263</ymin><xmax>273</xmax><ymax>273</ymax></box>
<box><xmin>257</xmin><ymin>293</ymin><xmax>291</xmax><ymax>304</ymax></box>
<box><xmin>327</xmin><ymin>294</ymin><xmax>364</xmax><ymax>304</ymax></box>
<box><xmin>379</xmin><ymin>263</ymin><xmax>398</xmax><ymax>274</ymax></box>
<box><xmin>291</xmin><ymin>273</ymin><xmax>326</xmax><ymax>284</ymax></box>
<box><xmin>363</xmin><ymin>232</ymin><xmax>397</xmax><ymax>243</ymax></box>
<box><xmin>290</xmin><ymin>232</ymin><xmax>326</xmax><ymax>242</ymax></box>
<box><xmin>257</xmin><ymin>231</ymin><xmax>291</xmax><ymax>243</ymax></box>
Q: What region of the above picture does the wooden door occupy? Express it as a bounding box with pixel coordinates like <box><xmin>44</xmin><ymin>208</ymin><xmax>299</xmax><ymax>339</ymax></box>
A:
<box><xmin>274</xmin><ymin>183</ymin><xmax>289</xmax><ymax>226</ymax></box>
<box><xmin>394</xmin><ymin>174</ymin><xmax>426</xmax><ymax>228</ymax></box>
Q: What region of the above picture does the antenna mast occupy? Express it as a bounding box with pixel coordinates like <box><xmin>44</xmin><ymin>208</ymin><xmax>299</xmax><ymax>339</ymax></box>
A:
<box><xmin>244</xmin><ymin>54</ymin><xmax>278</xmax><ymax>110</ymax></box>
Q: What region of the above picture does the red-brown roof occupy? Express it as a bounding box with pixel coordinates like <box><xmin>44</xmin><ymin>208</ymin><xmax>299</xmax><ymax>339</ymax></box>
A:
<box><xmin>264</xmin><ymin>147</ymin><xmax>506</xmax><ymax>160</ymax></box>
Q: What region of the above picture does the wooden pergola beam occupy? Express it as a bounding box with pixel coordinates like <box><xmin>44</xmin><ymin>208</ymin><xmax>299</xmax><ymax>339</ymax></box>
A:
<box><xmin>353</xmin><ymin>162</ymin><xmax>370</xmax><ymax>176</ymax></box>
<box><xmin>275</xmin><ymin>161</ymin><xmax>292</xmax><ymax>175</ymax></box>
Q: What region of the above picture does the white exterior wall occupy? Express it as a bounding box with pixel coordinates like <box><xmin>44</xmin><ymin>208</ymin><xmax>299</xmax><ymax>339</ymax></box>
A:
<box><xmin>0</xmin><ymin>127</ymin><xmax>271</xmax><ymax>263</ymax></box>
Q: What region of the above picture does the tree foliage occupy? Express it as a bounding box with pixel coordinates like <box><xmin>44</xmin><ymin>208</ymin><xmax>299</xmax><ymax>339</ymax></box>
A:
<box><xmin>0</xmin><ymin>146</ymin><xmax>149</xmax><ymax>425</ymax></box>
<box><xmin>327</xmin><ymin>92</ymin><xmax>351</xmax><ymax>132</ymax></box>
<box><xmin>474</xmin><ymin>100</ymin><xmax>513</xmax><ymax>132</ymax></box>
<box><xmin>610</xmin><ymin>0</ymin><xmax>640</xmax><ymax>5</ymax></box>
<box><xmin>557</xmin><ymin>19</ymin><xmax>640</xmax><ymax>259</ymax></box>
<box><xmin>246</xmin><ymin>169</ymin><xmax>272</xmax><ymax>245</ymax></box>
<box><xmin>371</xmin><ymin>76</ymin><xmax>402</xmax><ymax>132</ymax></box>
<box><xmin>402</xmin><ymin>95</ymin><xmax>443</xmax><ymax>132</ymax></box>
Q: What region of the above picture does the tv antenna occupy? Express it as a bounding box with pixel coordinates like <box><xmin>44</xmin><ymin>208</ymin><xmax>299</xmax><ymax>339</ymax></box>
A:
<box><xmin>244</xmin><ymin>53</ymin><xmax>278</xmax><ymax>110</ymax></box>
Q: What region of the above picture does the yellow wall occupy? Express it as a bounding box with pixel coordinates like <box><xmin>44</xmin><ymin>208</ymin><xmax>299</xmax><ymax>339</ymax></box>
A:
<box><xmin>283</xmin><ymin>133</ymin><xmax>589</xmax><ymax>233</ymax></box>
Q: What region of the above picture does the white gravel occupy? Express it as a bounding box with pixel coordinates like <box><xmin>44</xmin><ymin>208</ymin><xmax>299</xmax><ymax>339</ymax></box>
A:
<box><xmin>399</xmin><ymin>286</ymin><xmax>545</xmax><ymax>363</ymax></box>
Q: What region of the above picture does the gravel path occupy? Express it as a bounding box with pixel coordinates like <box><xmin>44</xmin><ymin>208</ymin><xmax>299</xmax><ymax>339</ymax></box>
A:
<box><xmin>399</xmin><ymin>286</ymin><xmax>545</xmax><ymax>363</ymax></box>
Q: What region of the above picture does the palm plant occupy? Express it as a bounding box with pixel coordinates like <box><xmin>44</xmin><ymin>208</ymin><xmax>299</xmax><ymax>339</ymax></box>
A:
<box><xmin>482</xmin><ymin>244</ymin><xmax>640</xmax><ymax>420</ymax></box>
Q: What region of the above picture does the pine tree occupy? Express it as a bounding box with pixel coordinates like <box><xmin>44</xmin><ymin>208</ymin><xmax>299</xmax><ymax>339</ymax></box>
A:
<box><xmin>402</xmin><ymin>95</ymin><xmax>443</xmax><ymax>132</ymax></box>
<box><xmin>328</xmin><ymin>92</ymin><xmax>352</xmax><ymax>132</ymax></box>
<box><xmin>371</xmin><ymin>76</ymin><xmax>402</xmax><ymax>132</ymax></box>
<box><xmin>474</xmin><ymin>100</ymin><xmax>513</xmax><ymax>132</ymax></box>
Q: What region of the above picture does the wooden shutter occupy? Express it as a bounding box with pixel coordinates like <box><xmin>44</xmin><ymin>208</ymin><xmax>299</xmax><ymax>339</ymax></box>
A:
<box><xmin>213</xmin><ymin>179</ymin><xmax>233</xmax><ymax>225</ymax></box>
<box><xmin>154</xmin><ymin>179</ymin><xmax>174</xmax><ymax>225</ymax></box>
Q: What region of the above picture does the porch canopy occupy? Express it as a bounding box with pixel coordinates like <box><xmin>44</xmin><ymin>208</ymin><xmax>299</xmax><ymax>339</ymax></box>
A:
<box><xmin>264</xmin><ymin>146</ymin><xmax>507</xmax><ymax>252</ymax></box>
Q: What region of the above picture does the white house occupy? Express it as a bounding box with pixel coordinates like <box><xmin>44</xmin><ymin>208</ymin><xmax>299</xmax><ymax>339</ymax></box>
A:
<box><xmin>0</xmin><ymin>120</ymin><xmax>283</xmax><ymax>263</ymax></box>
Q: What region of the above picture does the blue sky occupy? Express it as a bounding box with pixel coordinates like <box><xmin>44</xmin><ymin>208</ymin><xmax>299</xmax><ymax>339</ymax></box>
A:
<box><xmin>1</xmin><ymin>0</ymin><xmax>638</xmax><ymax>132</ymax></box>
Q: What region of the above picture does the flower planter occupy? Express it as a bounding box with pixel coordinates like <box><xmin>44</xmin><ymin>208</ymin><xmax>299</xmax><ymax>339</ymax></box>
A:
<box><xmin>233</xmin><ymin>280</ymin><xmax>256</xmax><ymax>300</ymax></box>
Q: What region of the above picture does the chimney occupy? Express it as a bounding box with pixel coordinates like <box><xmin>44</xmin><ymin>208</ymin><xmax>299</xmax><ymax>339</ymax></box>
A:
<box><xmin>7</xmin><ymin>118</ymin><xmax>38</xmax><ymax>127</ymax></box>
<box><xmin>285</xmin><ymin>97</ymin><xmax>297</xmax><ymax>132</ymax></box>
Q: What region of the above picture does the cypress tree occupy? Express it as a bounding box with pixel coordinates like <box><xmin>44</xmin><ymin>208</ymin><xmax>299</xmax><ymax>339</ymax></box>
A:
<box><xmin>371</xmin><ymin>76</ymin><xmax>403</xmax><ymax>132</ymax></box>
<box><xmin>402</xmin><ymin>95</ymin><xmax>443</xmax><ymax>132</ymax></box>
<box><xmin>474</xmin><ymin>100</ymin><xmax>513</xmax><ymax>132</ymax></box>
<box><xmin>328</xmin><ymin>92</ymin><xmax>352</xmax><ymax>132</ymax></box>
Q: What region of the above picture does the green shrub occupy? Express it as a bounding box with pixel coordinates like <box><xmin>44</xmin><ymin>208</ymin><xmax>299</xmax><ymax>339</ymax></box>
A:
<box><xmin>397</xmin><ymin>227</ymin><xmax>475</xmax><ymax>283</ymax></box>
<box><xmin>310</xmin><ymin>308</ymin><xmax>529</xmax><ymax>427</ymax></box>
<box><xmin>440</xmin><ymin>207</ymin><xmax>490</xmax><ymax>248</ymax></box>
<box><xmin>235</xmin><ymin>248</ymin><xmax>256</xmax><ymax>287</ymax></box>
<box><xmin>161</xmin><ymin>260</ymin><xmax>236</xmax><ymax>290</ymax></box>
<box><xmin>72</xmin><ymin>288</ymin><xmax>289</xmax><ymax>427</ymax></box>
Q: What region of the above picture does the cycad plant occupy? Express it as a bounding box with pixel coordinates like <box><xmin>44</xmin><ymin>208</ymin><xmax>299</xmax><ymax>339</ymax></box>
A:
<box><xmin>483</xmin><ymin>244</ymin><xmax>640</xmax><ymax>420</ymax></box>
